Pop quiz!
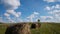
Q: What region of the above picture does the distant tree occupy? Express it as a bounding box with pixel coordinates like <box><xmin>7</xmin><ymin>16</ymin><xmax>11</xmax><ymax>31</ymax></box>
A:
<box><xmin>0</xmin><ymin>22</ymin><xmax>3</xmax><ymax>24</ymax></box>
<box><xmin>37</xmin><ymin>19</ymin><xmax>40</xmax><ymax>23</ymax></box>
<box><xmin>37</xmin><ymin>19</ymin><xmax>41</xmax><ymax>25</ymax></box>
<box><xmin>37</xmin><ymin>19</ymin><xmax>41</xmax><ymax>28</ymax></box>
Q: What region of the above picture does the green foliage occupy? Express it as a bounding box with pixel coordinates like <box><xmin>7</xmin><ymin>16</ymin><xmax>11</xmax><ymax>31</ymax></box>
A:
<box><xmin>37</xmin><ymin>19</ymin><xmax>40</xmax><ymax>23</ymax></box>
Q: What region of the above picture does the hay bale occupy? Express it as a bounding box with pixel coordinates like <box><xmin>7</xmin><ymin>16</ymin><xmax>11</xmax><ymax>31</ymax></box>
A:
<box><xmin>30</xmin><ymin>23</ymin><xmax>36</xmax><ymax>29</ymax></box>
<box><xmin>30</xmin><ymin>23</ymin><xmax>41</xmax><ymax>29</ymax></box>
<box><xmin>5</xmin><ymin>23</ymin><xmax>31</xmax><ymax>34</ymax></box>
<box><xmin>5</xmin><ymin>23</ymin><xmax>41</xmax><ymax>34</ymax></box>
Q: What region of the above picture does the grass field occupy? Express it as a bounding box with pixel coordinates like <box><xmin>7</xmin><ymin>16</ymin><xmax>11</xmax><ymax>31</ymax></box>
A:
<box><xmin>31</xmin><ymin>23</ymin><xmax>60</xmax><ymax>34</ymax></box>
<box><xmin>0</xmin><ymin>23</ymin><xmax>60</xmax><ymax>34</ymax></box>
<box><xmin>0</xmin><ymin>24</ymin><xmax>7</xmax><ymax>34</ymax></box>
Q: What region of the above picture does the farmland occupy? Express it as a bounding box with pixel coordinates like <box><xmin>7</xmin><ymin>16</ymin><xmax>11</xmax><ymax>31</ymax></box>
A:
<box><xmin>0</xmin><ymin>23</ymin><xmax>60</xmax><ymax>34</ymax></box>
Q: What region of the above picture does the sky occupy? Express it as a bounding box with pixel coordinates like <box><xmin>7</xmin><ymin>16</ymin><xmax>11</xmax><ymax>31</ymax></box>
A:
<box><xmin>0</xmin><ymin>0</ymin><xmax>60</xmax><ymax>23</ymax></box>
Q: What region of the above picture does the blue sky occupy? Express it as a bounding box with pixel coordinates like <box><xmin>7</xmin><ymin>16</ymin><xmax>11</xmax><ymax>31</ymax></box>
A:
<box><xmin>0</xmin><ymin>0</ymin><xmax>60</xmax><ymax>23</ymax></box>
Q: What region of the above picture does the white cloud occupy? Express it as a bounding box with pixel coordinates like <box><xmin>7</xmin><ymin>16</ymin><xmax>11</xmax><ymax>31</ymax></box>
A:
<box><xmin>4</xmin><ymin>13</ymin><xmax>10</xmax><ymax>17</ymax></box>
<box><xmin>17</xmin><ymin>12</ymin><xmax>21</xmax><ymax>15</ymax></box>
<box><xmin>6</xmin><ymin>17</ymin><xmax>16</xmax><ymax>23</ymax></box>
<box><xmin>40</xmin><ymin>16</ymin><xmax>53</xmax><ymax>20</ymax></box>
<box><xmin>27</xmin><ymin>12</ymin><xmax>39</xmax><ymax>18</ymax></box>
<box><xmin>48</xmin><ymin>10</ymin><xmax>60</xmax><ymax>14</ymax></box>
<box><xmin>34</xmin><ymin>12</ymin><xmax>39</xmax><ymax>14</ymax></box>
<box><xmin>49</xmin><ymin>10</ymin><xmax>60</xmax><ymax>18</ymax></box>
<box><xmin>1</xmin><ymin>0</ymin><xmax>21</xmax><ymax>17</ymax></box>
<box><xmin>43</xmin><ymin>0</ymin><xmax>60</xmax><ymax>3</ymax></box>
<box><xmin>45</xmin><ymin>4</ymin><xmax>60</xmax><ymax>11</ymax></box>
<box><xmin>55</xmin><ymin>4</ymin><xmax>60</xmax><ymax>9</ymax></box>
<box><xmin>40</xmin><ymin>16</ymin><xmax>54</xmax><ymax>22</ymax></box>
<box><xmin>4</xmin><ymin>11</ymin><xmax>21</xmax><ymax>23</ymax></box>
<box><xmin>45</xmin><ymin>6</ymin><xmax>51</xmax><ymax>10</ymax></box>
<box><xmin>0</xmin><ymin>0</ymin><xmax>21</xmax><ymax>23</ymax></box>
<box><xmin>15</xmin><ymin>17</ymin><xmax>23</xmax><ymax>22</ymax></box>
<box><xmin>44</xmin><ymin>0</ymin><xmax>55</xmax><ymax>3</ymax></box>
<box><xmin>6</xmin><ymin>10</ymin><xmax>21</xmax><ymax>17</ymax></box>
<box><xmin>27</xmin><ymin>12</ymin><xmax>39</xmax><ymax>22</ymax></box>
<box><xmin>44</xmin><ymin>4</ymin><xmax>60</xmax><ymax>22</ymax></box>
<box><xmin>27</xmin><ymin>14</ymin><xmax>35</xmax><ymax>22</ymax></box>
<box><xmin>0</xmin><ymin>0</ymin><xmax>20</xmax><ymax>10</ymax></box>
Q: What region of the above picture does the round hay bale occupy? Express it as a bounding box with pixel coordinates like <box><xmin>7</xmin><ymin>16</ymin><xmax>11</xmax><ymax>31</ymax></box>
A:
<box><xmin>5</xmin><ymin>23</ymin><xmax>31</xmax><ymax>34</ymax></box>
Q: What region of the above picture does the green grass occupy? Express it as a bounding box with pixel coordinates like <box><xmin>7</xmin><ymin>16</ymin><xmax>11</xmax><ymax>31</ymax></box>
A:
<box><xmin>0</xmin><ymin>24</ymin><xmax>7</xmax><ymax>34</ymax></box>
<box><xmin>0</xmin><ymin>23</ymin><xmax>60</xmax><ymax>34</ymax></box>
<box><xmin>31</xmin><ymin>23</ymin><xmax>60</xmax><ymax>34</ymax></box>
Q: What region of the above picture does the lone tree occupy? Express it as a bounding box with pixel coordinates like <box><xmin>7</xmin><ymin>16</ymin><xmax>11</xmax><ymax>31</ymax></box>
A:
<box><xmin>37</xmin><ymin>19</ymin><xmax>40</xmax><ymax>23</ymax></box>
<box><xmin>38</xmin><ymin>19</ymin><xmax>41</xmax><ymax>27</ymax></box>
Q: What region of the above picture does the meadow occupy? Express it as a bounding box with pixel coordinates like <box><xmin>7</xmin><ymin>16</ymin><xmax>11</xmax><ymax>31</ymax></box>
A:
<box><xmin>0</xmin><ymin>23</ymin><xmax>60</xmax><ymax>34</ymax></box>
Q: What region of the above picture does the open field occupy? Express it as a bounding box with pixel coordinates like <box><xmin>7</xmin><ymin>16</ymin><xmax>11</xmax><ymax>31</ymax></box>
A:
<box><xmin>0</xmin><ymin>23</ymin><xmax>60</xmax><ymax>34</ymax></box>
<box><xmin>0</xmin><ymin>24</ymin><xmax>7</xmax><ymax>34</ymax></box>
<box><xmin>31</xmin><ymin>23</ymin><xmax>60</xmax><ymax>34</ymax></box>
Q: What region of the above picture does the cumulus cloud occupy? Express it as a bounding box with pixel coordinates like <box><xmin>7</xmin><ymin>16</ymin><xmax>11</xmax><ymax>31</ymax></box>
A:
<box><xmin>48</xmin><ymin>10</ymin><xmax>60</xmax><ymax>14</ymax></box>
<box><xmin>44</xmin><ymin>4</ymin><xmax>60</xmax><ymax>22</ymax></box>
<box><xmin>40</xmin><ymin>16</ymin><xmax>53</xmax><ymax>20</ymax></box>
<box><xmin>6</xmin><ymin>10</ymin><xmax>21</xmax><ymax>17</ymax></box>
<box><xmin>55</xmin><ymin>4</ymin><xmax>60</xmax><ymax>9</ymax></box>
<box><xmin>4</xmin><ymin>13</ymin><xmax>10</xmax><ymax>17</ymax></box>
<box><xmin>40</xmin><ymin>16</ymin><xmax>54</xmax><ymax>22</ymax></box>
<box><xmin>45</xmin><ymin>4</ymin><xmax>60</xmax><ymax>10</ymax></box>
<box><xmin>4</xmin><ymin>12</ymin><xmax>16</xmax><ymax>23</ymax></box>
<box><xmin>49</xmin><ymin>10</ymin><xmax>60</xmax><ymax>19</ymax></box>
<box><xmin>1</xmin><ymin>0</ymin><xmax>21</xmax><ymax>17</ymax></box>
<box><xmin>0</xmin><ymin>0</ymin><xmax>21</xmax><ymax>22</ymax></box>
<box><xmin>45</xmin><ymin>6</ymin><xmax>51</xmax><ymax>10</ymax></box>
<box><xmin>43</xmin><ymin>0</ymin><xmax>60</xmax><ymax>3</ymax></box>
<box><xmin>27</xmin><ymin>12</ymin><xmax>39</xmax><ymax>18</ymax></box>
<box><xmin>27</xmin><ymin>12</ymin><xmax>39</xmax><ymax>22</ymax></box>
<box><xmin>34</xmin><ymin>12</ymin><xmax>39</xmax><ymax>14</ymax></box>
<box><xmin>0</xmin><ymin>0</ymin><xmax>20</xmax><ymax>10</ymax></box>
<box><xmin>6</xmin><ymin>17</ymin><xmax>16</xmax><ymax>23</ymax></box>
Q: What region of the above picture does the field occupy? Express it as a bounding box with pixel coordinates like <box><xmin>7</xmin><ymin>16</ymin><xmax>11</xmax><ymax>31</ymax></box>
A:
<box><xmin>0</xmin><ymin>23</ymin><xmax>60</xmax><ymax>34</ymax></box>
<box><xmin>0</xmin><ymin>24</ymin><xmax>7</xmax><ymax>34</ymax></box>
<box><xmin>31</xmin><ymin>23</ymin><xmax>60</xmax><ymax>34</ymax></box>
